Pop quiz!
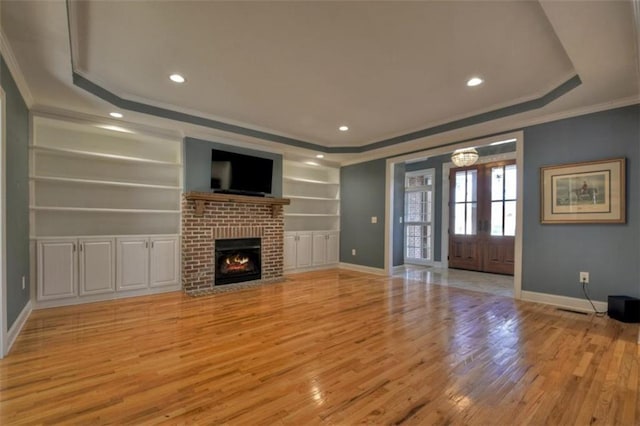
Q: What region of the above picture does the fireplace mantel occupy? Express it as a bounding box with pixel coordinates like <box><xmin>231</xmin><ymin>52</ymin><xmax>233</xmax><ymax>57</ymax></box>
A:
<box><xmin>184</xmin><ymin>191</ymin><xmax>290</xmax><ymax>217</ymax></box>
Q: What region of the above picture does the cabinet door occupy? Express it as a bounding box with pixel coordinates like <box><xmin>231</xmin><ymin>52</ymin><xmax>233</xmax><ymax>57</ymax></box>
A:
<box><xmin>296</xmin><ymin>233</ymin><xmax>313</xmax><ymax>268</ymax></box>
<box><xmin>283</xmin><ymin>233</ymin><xmax>298</xmax><ymax>271</ymax></box>
<box><xmin>312</xmin><ymin>232</ymin><xmax>327</xmax><ymax>266</ymax></box>
<box><xmin>326</xmin><ymin>232</ymin><xmax>340</xmax><ymax>264</ymax></box>
<box><xmin>150</xmin><ymin>236</ymin><xmax>179</xmax><ymax>287</ymax></box>
<box><xmin>79</xmin><ymin>238</ymin><xmax>115</xmax><ymax>296</ymax></box>
<box><xmin>117</xmin><ymin>237</ymin><xmax>149</xmax><ymax>291</ymax></box>
<box><xmin>37</xmin><ymin>239</ymin><xmax>77</xmax><ymax>301</ymax></box>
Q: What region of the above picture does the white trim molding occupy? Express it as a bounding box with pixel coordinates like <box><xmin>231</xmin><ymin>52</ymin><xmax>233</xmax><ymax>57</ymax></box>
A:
<box><xmin>5</xmin><ymin>300</ymin><xmax>31</xmax><ymax>356</ymax></box>
<box><xmin>521</xmin><ymin>290</ymin><xmax>607</xmax><ymax>314</ymax></box>
<box><xmin>339</xmin><ymin>262</ymin><xmax>387</xmax><ymax>276</ymax></box>
<box><xmin>0</xmin><ymin>29</ymin><xmax>34</xmax><ymax>108</ymax></box>
<box><xmin>0</xmin><ymin>87</ymin><xmax>5</xmax><ymax>358</ymax></box>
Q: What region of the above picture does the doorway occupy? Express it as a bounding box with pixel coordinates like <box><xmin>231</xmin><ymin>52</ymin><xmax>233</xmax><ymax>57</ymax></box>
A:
<box><xmin>448</xmin><ymin>160</ymin><xmax>516</xmax><ymax>275</ymax></box>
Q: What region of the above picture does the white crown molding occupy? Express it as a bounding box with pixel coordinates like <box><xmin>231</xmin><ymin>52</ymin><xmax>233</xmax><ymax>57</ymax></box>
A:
<box><xmin>0</xmin><ymin>29</ymin><xmax>34</xmax><ymax>108</ymax></box>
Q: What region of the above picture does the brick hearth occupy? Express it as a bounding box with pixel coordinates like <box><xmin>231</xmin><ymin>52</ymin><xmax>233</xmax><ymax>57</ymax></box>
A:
<box><xmin>181</xmin><ymin>192</ymin><xmax>288</xmax><ymax>293</ymax></box>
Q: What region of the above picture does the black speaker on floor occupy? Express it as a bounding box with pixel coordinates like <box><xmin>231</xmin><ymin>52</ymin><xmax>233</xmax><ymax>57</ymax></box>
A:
<box><xmin>607</xmin><ymin>295</ymin><xmax>640</xmax><ymax>323</ymax></box>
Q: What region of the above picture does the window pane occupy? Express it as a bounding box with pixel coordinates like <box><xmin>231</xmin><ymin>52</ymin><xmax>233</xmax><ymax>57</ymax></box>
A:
<box><xmin>467</xmin><ymin>170</ymin><xmax>477</xmax><ymax>202</ymax></box>
<box><xmin>491</xmin><ymin>201</ymin><xmax>504</xmax><ymax>236</ymax></box>
<box><xmin>505</xmin><ymin>164</ymin><xmax>517</xmax><ymax>200</ymax></box>
<box><xmin>454</xmin><ymin>203</ymin><xmax>466</xmax><ymax>234</ymax></box>
<box><xmin>504</xmin><ymin>201</ymin><xmax>516</xmax><ymax>236</ymax></box>
<box><xmin>426</xmin><ymin>190</ymin><xmax>433</xmax><ymax>222</ymax></box>
<box><xmin>466</xmin><ymin>203</ymin><xmax>477</xmax><ymax>235</ymax></box>
<box><xmin>491</xmin><ymin>167</ymin><xmax>504</xmax><ymax>201</ymax></box>
<box><xmin>455</xmin><ymin>171</ymin><xmax>466</xmax><ymax>202</ymax></box>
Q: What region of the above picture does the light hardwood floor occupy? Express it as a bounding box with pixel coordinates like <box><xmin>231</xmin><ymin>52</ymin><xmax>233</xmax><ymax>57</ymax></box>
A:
<box><xmin>1</xmin><ymin>269</ymin><xmax>638</xmax><ymax>425</ymax></box>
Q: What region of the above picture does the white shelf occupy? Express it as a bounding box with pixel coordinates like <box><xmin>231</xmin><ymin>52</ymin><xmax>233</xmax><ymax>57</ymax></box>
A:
<box><xmin>283</xmin><ymin>195</ymin><xmax>339</xmax><ymax>201</ymax></box>
<box><xmin>31</xmin><ymin>206</ymin><xmax>180</xmax><ymax>214</ymax></box>
<box><xmin>283</xmin><ymin>176</ymin><xmax>339</xmax><ymax>185</ymax></box>
<box><xmin>30</xmin><ymin>145</ymin><xmax>181</xmax><ymax>166</ymax></box>
<box><xmin>284</xmin><ymin>213</ymin><xmax>340</xmax><ymax>217</ymax></box>
<box><xmin>30</xmin><ymin>175</ymin><xmax>181</xmax><ymax>190</ymax></box>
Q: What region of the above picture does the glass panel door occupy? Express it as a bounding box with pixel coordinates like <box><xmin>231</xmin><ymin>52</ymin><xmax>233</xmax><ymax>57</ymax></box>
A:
<box><xmin>404</xmin><ymin>169</ymin><xmax>435</xmax><ymax>264</ymax></box>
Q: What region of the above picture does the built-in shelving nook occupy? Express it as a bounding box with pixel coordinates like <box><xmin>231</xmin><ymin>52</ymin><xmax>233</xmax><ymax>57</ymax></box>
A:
<box><xmin>282</xmin><ymin>160</ymin><xmax>340</xmax><ymax>272</ymax></box>
<box><xmin>31</xmin><ymin>115</ymin><xmax>182</xmax><ymax>308</ymax></box>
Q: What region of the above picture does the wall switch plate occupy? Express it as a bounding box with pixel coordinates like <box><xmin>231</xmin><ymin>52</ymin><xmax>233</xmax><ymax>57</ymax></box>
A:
<box><xmin>580</xmin><ymin>271</ymin><xmax>589</xmax><ymax>284</ymax></box>
<box><xmin>399</xmin><ymin>217</ymin><xmax>403</xmax><ymax>223</ymax></box>
<box><xmin>371</xmin><ymin>216</ymin><xmax>377</xmax><ymax>224</ymax></box>
<box><xmin>21</xmin><ymin>276</ymin><xmax>25</xmax><ymax>290</ymax></box>
<box><xmin>352</xmin><ymin>249</ymin><xmax>356</xmax><ymax>256</ymax></box>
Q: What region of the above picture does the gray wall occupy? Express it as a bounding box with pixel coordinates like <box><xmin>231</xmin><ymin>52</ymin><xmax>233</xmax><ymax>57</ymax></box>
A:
<box><xmin>392</xmin><ymin>162</ymin><xmax>405</xmax><ymax>266</ymax></box>
<box><xmin>394</xmin><ymin>143</ymin><xmax>516</xmax><ymax>265</ymax></box>
<box><xmin>340</xmin><ymin>105</ymin><xmax>639</xmax><ymax>302</ymax></box>
<box><xmin>1</xmin><ymin>56</ymin><xmax>30</xmax><ymax>328</ymax></box>
<box><xmin>340</xmin><ymin>159</ymin><xmax>386</xmax><ymax>268</ymax></box>
<box><xmin>522</xmin><ymin>105</ymin><xmax>639</xmax><ymax>300</ymax></box>
<box><xmin>184</xmin><ymin>137</ymin><xmax>283</xmax><ymax>197</ymax></box>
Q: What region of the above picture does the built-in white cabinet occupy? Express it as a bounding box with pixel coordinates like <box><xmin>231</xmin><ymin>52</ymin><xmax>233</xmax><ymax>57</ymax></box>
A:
<box><xmin>312</xmin><ymin>231</ymin><xmax>339</xmax><ymax>266</ymax></box>
<box><xmin>285</xmin><ymin>231</ymin><xmax>338</xmax><ymax>271</ymax></box>
<box><xmin>38</xmin><ymin>237</ymin><xmax>115</xmax><ymax>301</ymax></box>
<box><xmin>79</xmin><ymin>238</ymin><xmax>116</xmax><ymax>296</ymax></box>
<box><xmin>38</xmin><ymin>235</ymin><xmax>179</xmax><ymax>306</ymax></box>
<box><xmin>116</xmin><ymin>237</ymin><xmax>150</xmax><ymax>291</ymax></box>
<box><xmin>117</xmin><ymin>235</ymin><xmax>179</xmax><ymax>291</ymax></box>
<box><xmin>283</xmin><ymin>160</ymin><xmax>340</xmax><ymax>272</ymax></box>
<box><xmin>37</xmin><ymin>238</ymin><xmax>78</xmax><ymax>301</ymax></box>
<box><xmin>149</xmin><ymin>236</ymin><xmax>180</xmax><ymax>288</ymax></box>
<box><xmin>284</xmin><ymin>232</ymin><xmax>313</xmax><ymax>271</ymax></box>
<box><xmin>31</xmin><ymin>115</ymin><xmax>183</xmax><ymax>307</ymax></box>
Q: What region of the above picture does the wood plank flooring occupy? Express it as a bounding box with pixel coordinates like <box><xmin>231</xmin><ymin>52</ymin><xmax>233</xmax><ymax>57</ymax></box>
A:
<box><xmin>1</xmin><ymin>269</ymin><xmax>638</xmax><ymax>425</ymax></box>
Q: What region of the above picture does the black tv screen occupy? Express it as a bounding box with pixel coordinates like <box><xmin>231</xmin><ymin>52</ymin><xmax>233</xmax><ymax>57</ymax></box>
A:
<box><xmin>211</xmin><ymin>149</ymin><xmax>273</xmax><ymax>195</ymax></box>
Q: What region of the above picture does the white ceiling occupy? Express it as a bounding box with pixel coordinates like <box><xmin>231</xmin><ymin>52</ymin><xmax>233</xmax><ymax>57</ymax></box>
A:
<box><xmin>1</xmin><ymin>0</ymin><xmax>639</xmax><ymax>164</ymax></box>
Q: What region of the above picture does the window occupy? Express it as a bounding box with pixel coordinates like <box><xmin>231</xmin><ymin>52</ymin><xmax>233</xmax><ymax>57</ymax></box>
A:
<box><xmin>453</xmin><ymin>169</ymin><xmax>477</xmax><ymax>235</ymax></box>
<box><xmin>404</xmin><ymin>169</ymin><xmax>435</xmax><ymax>263</ymax></box>
<box><xmin>490</xmin><ymin>164</ymin><xmax>517</xmax><ymax>236</ymax></box>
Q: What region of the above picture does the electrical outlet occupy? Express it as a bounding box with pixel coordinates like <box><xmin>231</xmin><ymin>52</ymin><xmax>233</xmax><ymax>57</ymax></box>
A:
<box><xmin>580</xmin><ymin>271</ymin><xmax>589</xmax><ymax>284</ymax></box>
<box><xmin>371</xmin><ymin>216</ymin><xmax>377</xmax><ymax>224</ymax></box>
<box><xmin>21</xmin><ymin>276</ymin><xmax>25</xmax><ymax>290</ymax></box>
<box><xmin>352</xmin><ymin>249</ymin><xmax>356</xmax><ymax>256</ymax></box>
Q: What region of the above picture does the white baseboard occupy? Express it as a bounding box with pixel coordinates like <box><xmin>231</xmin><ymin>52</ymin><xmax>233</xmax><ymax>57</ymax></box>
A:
<box><xmin>34</xmin><ymin>285</ymin><xmax>181</xmax><ymax>310</ymax></box>
<box><xmin>283</xmin><ymin>263</ymin><xmax>340</xmax><ymax>275</ymax></box>
<box><xmin>338</xmin><ymin>262</ymin><xmax>387</xmax><ymax>275</ymax></box>
<box><xmin>5</xmin><ymin>300</ymin><xmax>32</xmax><ymax>356</ymax></box>
<box><xmin>520</xmin><ymin>290</ymin><xmax>607</xmax><ymax>314</ymax></box>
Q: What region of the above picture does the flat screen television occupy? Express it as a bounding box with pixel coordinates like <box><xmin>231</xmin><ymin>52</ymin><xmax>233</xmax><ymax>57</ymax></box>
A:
<box><xmin>211</xmin><ymin>149</ymin><xmax>273</xmax><ymax>196</ymax></box>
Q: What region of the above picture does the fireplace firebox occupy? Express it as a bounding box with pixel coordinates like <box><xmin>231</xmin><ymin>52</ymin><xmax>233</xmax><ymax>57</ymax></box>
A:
<box><xmin>214</xmin><ymin>238</ymin><xmax>261</xmax><ymax>285</ymax></box>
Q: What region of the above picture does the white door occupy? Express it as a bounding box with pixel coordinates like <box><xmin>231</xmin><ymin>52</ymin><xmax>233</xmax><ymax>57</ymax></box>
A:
<box><xmin>283</xmin><ymin>233</ymin><xmax>297</xmax><ymax>271</ymax></box>
<box><xmin>326</xmin><ymin>232</ymin><xmax>340</xmax><ymax>264</ymax></box>
<box><xmin>37</xmin><ymin>239</ymin><xmax>77</xmax><ymax>301</ymax></box>
<box><xmin>312</xmin><ymin>232</ymin><xmax>327</xmax><ymax>266</ymax></box>
<box><xmin>150</xmin><ymin>236</ymin><xmax>179</xmax><ymax>287</ymax></box>
<box><xmin>405</xmin><ymin>169</ymin><xmax>435</xmax><ymax>265</ymax></box>
<box><xmin>296</xmin><ymin>233</ymin><xmax>313</xmax><ymax>268</ymax></box>
<box><xmin>117</xmin><ymin>237</ymin><xmax>149</xmax><ymax>291</ymax></box>
<box><xmin>79</xmin><ymin>238</ymin><xmax>115</xmax><ymax>296</ymax></box>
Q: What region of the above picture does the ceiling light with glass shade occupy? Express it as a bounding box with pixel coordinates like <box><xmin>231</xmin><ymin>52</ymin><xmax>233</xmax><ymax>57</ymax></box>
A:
<box><xmin>451</xmin><ymin>147</ymin><xmax>479</xmax><ymax>167</ymax></box>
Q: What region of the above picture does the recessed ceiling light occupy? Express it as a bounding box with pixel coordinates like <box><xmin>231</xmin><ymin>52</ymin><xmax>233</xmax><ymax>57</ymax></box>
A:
<box><xmin>339</xmin><ymin>125</ymin><xmax>349</xmax><ymax>132</ymax></box>
<box><xmin>316</xmin><ymin>154</ymin><xmax>324</xmax><ymax>159</ymax></box>
<box><xmin>109</xmin><ymin>112</ymin><xmax>123</xmax><ymax>118</ymax></box>
<box><xmin>467</xmin><ymin>77</ymin><xmax>483</xmax><ymax>87</ymax></box>
<box><xmin>169</xmin><ymin>73</ymin><xmax>186</xmax><ymax>83</ymax></box>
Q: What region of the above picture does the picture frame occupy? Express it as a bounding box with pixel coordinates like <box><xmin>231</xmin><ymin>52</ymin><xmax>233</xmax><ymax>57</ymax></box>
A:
<box><xmin>540</xmin><ymin>158</ymin><xmax>626</xmax><ymax>224</ymax></box>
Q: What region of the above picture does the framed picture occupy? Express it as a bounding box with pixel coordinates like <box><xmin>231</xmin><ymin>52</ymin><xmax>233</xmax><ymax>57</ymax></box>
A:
<box><xmin>540</xmin><ymin>158</ymin><xmax>626</xmax><ymax>224</ymax></box>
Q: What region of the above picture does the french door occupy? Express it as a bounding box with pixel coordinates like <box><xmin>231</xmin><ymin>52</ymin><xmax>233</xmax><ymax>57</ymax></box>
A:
<box><xmin>448</xmin><ymin>160</ymin><xmax>516</xmax><ymax>275</ymax></box>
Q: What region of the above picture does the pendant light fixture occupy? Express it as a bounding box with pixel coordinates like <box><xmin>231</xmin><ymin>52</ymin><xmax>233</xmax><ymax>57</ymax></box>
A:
<box><xmin>451</xmin><ymin>147</ymin><xmax>479</xmax><ymax>167</ymax></box>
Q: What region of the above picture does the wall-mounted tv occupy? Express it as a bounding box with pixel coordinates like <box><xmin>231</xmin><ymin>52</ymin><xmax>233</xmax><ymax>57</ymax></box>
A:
<box><xmin>211</xmin><ymin>149</ymin><xmax>273</xmax><ymax>196</ymax></box>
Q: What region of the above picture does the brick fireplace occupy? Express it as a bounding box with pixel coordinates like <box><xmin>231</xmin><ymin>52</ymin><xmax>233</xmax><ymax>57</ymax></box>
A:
<box><xmin>181</xmin><ymin>192</ymin><xmax>289</xmax><ymax>293</ymax></box>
